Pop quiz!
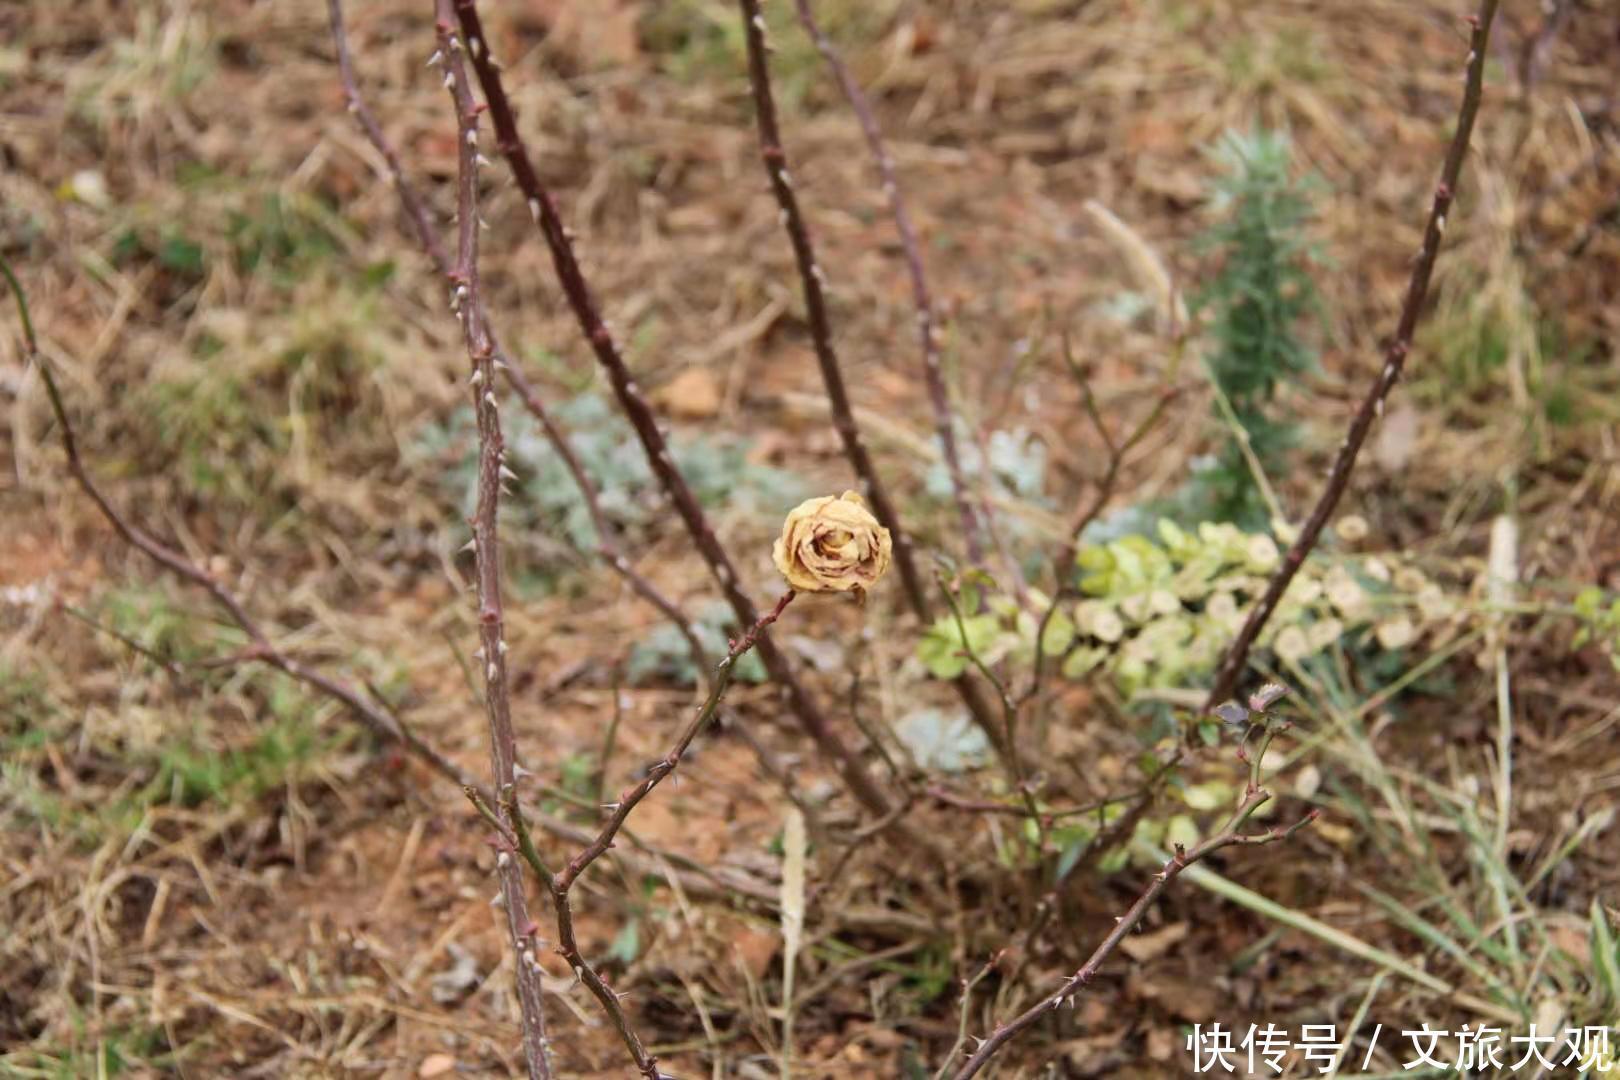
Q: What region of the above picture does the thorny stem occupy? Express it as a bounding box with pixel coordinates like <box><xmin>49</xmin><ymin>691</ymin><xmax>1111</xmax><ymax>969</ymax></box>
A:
<box><xmin>738</xmin><ymin>0</ymin><xmax>1008</xmax><ymax>762</ymax></box>
<box><xmin>507</xmin><ymin>786</ymin><xmax>659</xmax><ymax>1080</ymax></box>
<box><xmin>3</xmin><ymin>256</ymin><xmax>483</xmax><ymax>799</ymax></box>
<box><xmin>431</xmin><ymin>7</ymin><xmax>551</xmax><ymax>1076</ymax></box>
<box><xmin>327</xmin><ymin>0</ymin><xmax>710</xmax><ymax>687</ymax></box>
<box><xmin>949</xmin><ymin>786</ymin><xmax>1318</xmax><ymax>1078</ymax></box>
<box><xmin>468</xmin><ymin>593</ymin><xmax>797</xmax><ymax>1080</ymax></box>
<box><xmin>790</xmin><ymin>0</ymin><xmax>984</xmax><ymax>567</ymax></box>
<box><xmin>450</xmin><ymin>0</ymin><xmax>892</xmax><ymax>817</ymax></box>
<box><xmin>328</xmin><ymin>0</ymin><xmax>447</xmax><ymax>268</ymax></box>
<box><xmin>1203</xmin><ymin>0</ymin><xmax>1502</xmax><ymax>710</ymax></box>
<box><xmin>933</xmin><ymin>951</ymin><xmax>1006</xmax><ymax>1080</ymax></box>
<box><xmin>558</xmin><ymin>591</ymin><xmax>795</xmax><ymax>893</ymax></box>
<box><xmin>737</xmin><ymin>0</ymin><xmax>929</xmax><ymax>616</ymax></box>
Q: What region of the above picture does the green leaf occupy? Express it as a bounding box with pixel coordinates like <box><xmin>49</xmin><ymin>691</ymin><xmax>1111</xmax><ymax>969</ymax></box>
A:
<box><xmin>1016</xmin><ymin>604</ymin><xmax>1075</xmax><ymax>658</ymax></box>
<box><xmin>957</xmin><ymin>567</ymin><xmax>998</xmax><ymax>615</ymax></box>
<box><xmin>1181</xmin><ymin>781</ymin><xmax>1232</xmax><ymax>811</ymax></box>
<box><xmin>609</xmin><ymin>917</ymin><xmax>641</xmax><ymax>965</ymax></box>
<box><xmin>988</xmin><ymin>593</ymin><xmax>1021</xmax><ymax>621</ymax></box>
<box><xmin>1156</xmin><ymin>517</ymin><xmax>1191</xmax><ymax>554</ymax></box>
<box><xmin>1166</xmin><ymin>814</ymin><xmax>1201</xmax><ymax>850</ymax></box>
<box><xmin>1061</xmin><ymin>646</ymin><xmax>1106</xmax><ymax>680</ymax></box>
<box><xmin>893</xmin><ymin>708</ymin><xmax>992</xmax><ymax>773</ymax></box>
<box><xmin>1096</xmin><ymin>844</ymin><xmax>1131</xmax><ymax>874</ymax></box>
<box><xmin>158</xmin><ymin>232</ymin><xmax>205</xmax><ymax>276</ymax></box>
<box><xmin>1593</xmin><ymin>898</ymin><xmax>1620</xmax><ymax>1006</ymax></box>
<box><xmin>1574</xmin><ymin>586</ymin><xmax>1604</xmax><ymax>619</ymax></box>
<box><xmin>1054</xmin><ymin>827</ymin><xmax>1096</xmax><ymax>882</ymax></box>
<box><xmin>917</xmin><ymin>613</ymin><xmax>998</xmax><ymax>680</ymax></box>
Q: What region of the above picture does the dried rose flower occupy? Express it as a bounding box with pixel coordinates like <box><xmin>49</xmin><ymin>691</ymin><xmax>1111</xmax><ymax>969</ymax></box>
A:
<box><xmin>772</xmin><ymin>490</ymin><xmax>891</xmax><ymax>597</ymax></box>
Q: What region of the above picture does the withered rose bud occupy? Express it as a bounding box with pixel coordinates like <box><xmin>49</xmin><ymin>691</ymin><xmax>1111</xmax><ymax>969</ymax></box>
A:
<box><xmin>772</xmin><ymin>490</ymin><xmax>892</xmax><ymax>597</ymax></box>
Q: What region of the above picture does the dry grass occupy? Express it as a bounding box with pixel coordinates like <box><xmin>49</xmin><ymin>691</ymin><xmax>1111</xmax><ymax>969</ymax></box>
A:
<box><xmin>3</xmin><ymin>0</ymin><xmax>1617</xmax><ymax>1076</ymax></box>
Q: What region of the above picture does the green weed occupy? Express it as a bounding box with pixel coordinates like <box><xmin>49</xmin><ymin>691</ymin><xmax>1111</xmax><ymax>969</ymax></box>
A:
<box><xmin>1091</xmin><ymin>127</ymin><xmax>1322</xmax><ymax>539</ymax></box>
<box><xmin>643</xmin><ymin>0</ymin><xmax>894</xmax><ymax>112</ymax></box>
<box><xmin>1187</xmin><ymin>127</ymin><xmax>1321</xmax><ymax>527</ymax></box>
<box><xmin>0</xmin><ymin>1021</ymin><xmax>179</xmax><ymax>1078</ymax></box>
<box><xmin>137</xmin><ymin>709</ymin><xmax>332</xmax><ymax>811</ymax></box>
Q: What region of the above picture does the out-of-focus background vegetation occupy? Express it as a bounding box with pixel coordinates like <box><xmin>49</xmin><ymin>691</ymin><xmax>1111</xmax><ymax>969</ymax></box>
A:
<box><xmin>2</xmin><ymin>0</ymin><xmax>1617</xmax><ymax>1075</ymax></box>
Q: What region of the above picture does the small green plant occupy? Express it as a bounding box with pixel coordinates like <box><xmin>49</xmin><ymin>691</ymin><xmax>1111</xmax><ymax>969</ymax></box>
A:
<box><xmin>226</xmin><ymin>191</ymin><xmax>345</xmax><ymax>283</ymax></box>
<box><xmin>0</xmin><ymin>1022</ymin><xmax>177</xmax><ymax>1079</ymax></box>
<box><xmin>0</xmin><ymin>662</ymin><xmax>53</xmax><ymax>741</ymax></box>
<box><xmin>1185</xmin><ymin>128</ymin><xmax>1321</xmax><ymax>527</ymax></box>
<box><xmin>66</xmin><ymin>4</ymin><xmax>216</xmax><ymax>130</ymax></box>
<box><xmin>1086</xmin><ymin>129</ymin><xmax>1322</xmax><ymax>543</ymax></box>
<box><xmin>1415</xmin><ymin>268</ymin><xmax>1619</xmax><ymax>461</ymax></box>
<box><xmin>137</xmin><ymin>707</ymin><xmax>332</xmax><ymax>811</ymax></box>
<box><xmin>643</xmin><ymin>0</ymin><xmax>886</xmax><ymax>108</ymax></box>
<box><xmin>98</xmin><ymin>585</ymin><xmax>244</xmax><ymax>666</ymax></box>
<box><xmin>918</xmin><ymin>519</ymin><xmax>1457</xmax><ymax>701</ymax></box>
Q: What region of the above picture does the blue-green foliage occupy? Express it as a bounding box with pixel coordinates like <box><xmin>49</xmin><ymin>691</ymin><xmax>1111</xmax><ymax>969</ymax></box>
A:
<box><xmin>627</xmin><ymin>600</ymin><xmax>768</xmax><ymax>687</ymax></box>
<box><xmin>925</xmin><ymin>425</ymin><xmax>1049</xmax><ymax>508</ymax></box>
<box><xmin>418</xmin><ymin>390</ymin><xmax>808</xmax><ymax>553</ymax></box>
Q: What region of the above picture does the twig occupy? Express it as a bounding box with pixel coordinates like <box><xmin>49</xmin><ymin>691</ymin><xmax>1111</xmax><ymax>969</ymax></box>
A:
<box><xmin>968</xmin><ymin>417</ymin><xmax>1031</xmax><ymax>608</ymax></box>
<box><xmin>1068</xmin><ymin>750</ymin><xmax>1183</xmax><ymax>880</ymax></box>
<box><xmin>450</xmin><ymin>0</ymin><xmax>893</xmax><ymax>818</ymax></box>
<box><xmin>470</xmin><ymin>593</ymin><xmax>797</xmax><ymax>1080</ymax></box>
<box><xmin>328</xmin><ymin>0</ymin><xmax>448</xmax><ymax>268</ymax></box>
<box><xmin>1515</xmin><ymin>0</ymin><xmax>1569</xmax><ymax>94</ymax></box>
<box><xmin>790</xmin><ymin>0</ymin><xmax>985</xmax><ymax>566</ymax></box>
<box><xmin>1203</xmin><ymin>0</ymin><xmax>1502</xmax><ymax>710</ymax></box>
<box><xmin>1026</xmin><ymin>338</ymin><xmax>1176</xmax><ymax>703</ymax></box>
<box><xmin>3</xmin><ymin>256</ymin><xmax>482</xmax><ymax>799</ymax></box>
<box><xmin>327</xmin><ymin>0</ymin><xmax>710</xmax><ymax>685</ymax></box>
<box><xmin>812</xmin><ymin>793</ymin><xmax>913</xmax><ymax>902</ymax></box>
<box><xmin>430</xmin><ymin>9</ymin><xmax>551</xmax><ymax>1075</ymax></box>
<box><xmin>528</xmin><ymin>803</ymin><xmax>934</xmax><ymax>938</ymax></box>
<box><xmin>561</xmin><ymin>592</ymin><xmax>794</xmax><ymax>893</ymax></box>
<box><xmin>933</xmin><ymin>952</ymin><xmax>1005</xmax><ymax>1080</ymax></box>
<box><xmin>504</xmin><ymin>364</ymin><xmax>712</xmax><ymax>684</ymax></box>
<box><xmin>925</xmin><ymin>784</ymin><xmax>1139</xmax><ymax>823</ymax></box>
<box><xmin>937</xmin><ymin>573</ymin><xmax>1047</xmax><ymax>853</ymax></box>
<box><xmin>593</xmin><ymin>667</ymin><xmax>625</xmax><ymax>805</ymax></box>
